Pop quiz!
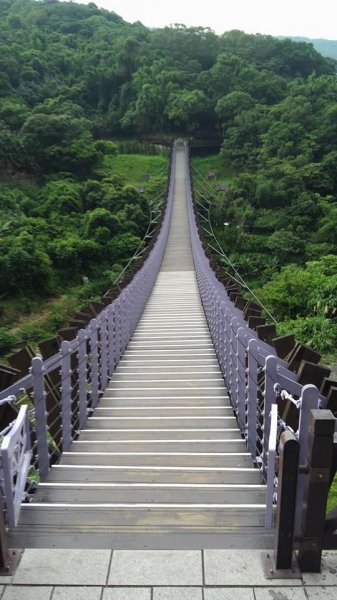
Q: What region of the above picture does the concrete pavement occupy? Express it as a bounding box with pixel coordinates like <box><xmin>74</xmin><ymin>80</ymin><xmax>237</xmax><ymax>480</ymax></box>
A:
<box><xmin>1</xmin><ymin>549</ymin><xmax>337</xmax><ymax>599</ymax></box>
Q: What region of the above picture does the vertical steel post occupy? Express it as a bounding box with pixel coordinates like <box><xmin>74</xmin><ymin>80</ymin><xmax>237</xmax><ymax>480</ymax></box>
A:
<box><xmin>100</xmin><ymin>311</ymin><xmax>108</xmax><ymax>391</ymax></box>
<box><xmin>78</xmin><ymin>329</ymin><xmax>88</xmax><ymax>431</ymax></box>
<box><xmin>263</xmin><ymin>355</ymin><xmax>278</xmax><ymax>480</ymax></box>
<box><xmin>90</xmin><ymin>319</ymin><xmax>99</xmax><ymax>408</ymax></box>
<box><xmin>298</xmin><ymin>409</ymin><xmax>335</xmax><ymax>572</ymax></box>
<box><xmin>61</xmin><ymin>340</ymin><xmax>72</xmax><ymax>451</ymax></box>
<box><xmin>265</xmin><ymin>403</ymin><xmax>278</xmax><ymax>528</ymax></box>
<box><xmin>236</xmin><ymin>327</ymin><xmax>247</xmax><ymax>431</ymax></box>
<box><xmin>107</xmin><ymin>304</ymin><xmax>115</xmax><ymax>378</ymax></box>
<box><xmin>31</xmin><ymin>356</ymin><xmax>49</xmax><ymax>481</ymax></box>
<box><xmin>247</xmin><ymin>339</ymin><xmax>258</xmax><ymax>460</ymax></box>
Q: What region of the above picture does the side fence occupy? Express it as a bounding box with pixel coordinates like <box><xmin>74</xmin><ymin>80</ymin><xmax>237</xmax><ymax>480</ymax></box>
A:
<box><xmin>185</xmin><ymin>143</ymin><xmax>337</xmax><ymax>572</ymax></box>
<box><xmin>0</xmin><ymin>145</ymin><xmax>176</xmax><ymax>533</ymax></box>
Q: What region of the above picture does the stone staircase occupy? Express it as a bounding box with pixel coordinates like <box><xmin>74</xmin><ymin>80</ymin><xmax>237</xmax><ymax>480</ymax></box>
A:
<box><xmin>10</xmin><ymin>147</ymin><xmax>269</xmax><ymax>549</ymax></box>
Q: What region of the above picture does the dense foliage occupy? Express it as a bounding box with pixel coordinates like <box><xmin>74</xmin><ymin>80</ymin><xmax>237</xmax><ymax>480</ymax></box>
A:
<box><xmin>1</xmin><ymin>0</ymin><xmax>337</xmax><ymax>359</ymax></box>
<box><xmin>288</xmin><ymin>37</ymin><xmax>337</xmax><ymax>61</ymax></box>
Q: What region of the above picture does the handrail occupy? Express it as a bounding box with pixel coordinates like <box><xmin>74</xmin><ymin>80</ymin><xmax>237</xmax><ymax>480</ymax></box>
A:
<box><xmin>184</xmin><ymin>142</ymin><xmax>326</xmax><ymax>530</ymax></box>
<box><xmin>0</xmin><ymin>143</ymin><xmax>176</xmax><ymax>526</ymax></box>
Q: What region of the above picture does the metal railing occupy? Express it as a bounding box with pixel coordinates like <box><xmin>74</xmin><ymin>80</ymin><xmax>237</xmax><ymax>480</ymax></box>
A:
<box><xmin>184</xmin><ymin>143</ymin><xmax>336</xmax><ymax>572</ymax></box>
<box><xmin>0</xmin><ymin>144</ymin><xmax>176</xmax><ymax>528</ymax></box>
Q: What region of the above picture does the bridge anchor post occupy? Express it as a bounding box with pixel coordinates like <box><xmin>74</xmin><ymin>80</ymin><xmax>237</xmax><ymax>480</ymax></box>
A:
<box><xmin>263</xmin><ymin>430</ymin><xmax>301</xmax><ymax>579</ymax></box>
<box><xmin>298</xmin><ymin>409</ymin><xmax>335</xmax><ymax>572</ymax></box>
<box><xmin>0</xmin><ymin>495</ymin><xmax>22</xmax><ymax>575</ymax></box>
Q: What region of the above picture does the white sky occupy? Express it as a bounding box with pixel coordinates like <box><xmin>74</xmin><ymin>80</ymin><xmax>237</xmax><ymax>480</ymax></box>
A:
<box><xmin>73</xmin><ymin>0</ymin><xmax>337</xmax><ymax>39</ymax></box>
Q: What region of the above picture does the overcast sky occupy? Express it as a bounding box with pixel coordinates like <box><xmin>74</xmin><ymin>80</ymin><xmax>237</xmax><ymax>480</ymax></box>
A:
<box><xmin>73</xmin><ymin>0</ymin><xmax>337</xmax><ymax>39</ymax></box>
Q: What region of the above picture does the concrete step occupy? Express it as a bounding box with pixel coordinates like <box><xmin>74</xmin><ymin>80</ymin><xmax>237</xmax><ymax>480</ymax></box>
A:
<box><xmin>122</xmin><ymin>351</ymin><xmax>216</xmax><ymax>358</ymax></box>
<box><xmin>115</xmin><ymin>366</ymin><xmax>221</xmax><ymax>372</ymax></box>
<box><xmin>97</xmin><ymin>397</ymin><xmax>228</xmax><ymax>407</ymax></box>
<box><xmin>60</xmin><ymin>452</ymin><xmax>253</xmax><ymax>468</ymax></box>
<box><xmin>93</xmin><ymin>407</ymin><xmax>232</xmax><ymax>417</ymax></box>
<box><xmin>128</xmin><ymin>338</ymin><xmax>212</xmax><ymax>345</ymax></box>
<box><xmin>103</xmin><ymin>389</ymin><xmax>228</xmax><ymax>399</ymax></box>
<box><xmin>71</xmin><ymin>440</ymin><xmax>246</xmax><ymax>453</ymax></box>
<box><xmin>78</xmin><ymin>429</ymin><xmax>243</xmax><ymax>441</ymax></box>
<box><xmin>86</xmin><ymin>416</ymin><xmax>237</xmax><ymax>428</ymax></box>
<box><xmin>34</xmin><ymin>483</ymin><xmax>266</xmax><ymax>505</ymax></box>
<box><xmin>106</xmin><ymin>379</ymin><xmax>224</xmax><ymax>389</ymax></box>
<box><xmin>110</xmin><ymin>372</ymin><xmax>223</xmax><ymax>381</ymax></box>
<box><xmin>117</xmin><ymin>358</ymin><xmax>220</xmax><ymax>367</ymax></box>
<box><xmin>127</xmin><ymin>342</ymin><xmax>214</xmax><ymax>350</ymax></box>
<box><xmin>9</xmin><ymin>527</ymin><xmax>273</xmax><ymax>549</ymax></box>
<box><xmin>134</xmin><ymin>325</ymin><xmax>209</xmax><ymax>331</ymax></box>
<box><xmin>15</xmin><ymin>505</ymin><xmax>267</xmax><ymax>529</ymax></box>
<box><xmin>47</xmin><ymin>465</ymin><xmax>262</xmax><ymax>484</ymax></box>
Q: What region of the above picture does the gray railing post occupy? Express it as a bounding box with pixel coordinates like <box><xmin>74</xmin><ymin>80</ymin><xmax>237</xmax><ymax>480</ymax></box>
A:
<box><xmin>247</xmin><ymin>339</ymin><xmax>258</xmax><ymax>460</ymax></box>
<box><xmin>78</xmin><ymin>329</ymin><xmax>88</xmax><ymax>431</ymax></box>
<box><xmin>31</xmin><ymin>356</ymin><xmax>49</xmax><ymax>481</ymax></box>
<box><xmin>89</xmin><ymin>319</ymin><xmax>99</xmax><ymax>408</ymax></box>
<box><xmin>100</xmin><ymin>311</ymin><xmax>108</xmax><ymax>391</ymax></box>
<box><xmin>229</xmin><ymin>316</ymin><xmax>239</xmax><ymax>408</ymax></box>
<box><xmin>218</xmin><ymin>301</ymin><xmax>226</xmax><ymax>379</ymax></box>
<box><xmin>61</xmin><ymin>340</ymin><xmax>72</xmax><ymax>451</ymax></box>
<box><xmin>224</xmin><ymin>311</ymin><xmax>231</xmax><ymax>390</ymax></box>
<box><xmin>236</xmin><ymin>327</ymin><xmax>247</xmax><ymax>431</ymax></box>
<box><xmin>265</xmin><ymin>403</ymin><xmax>277</xmax><ymax>528</ymax></box>
<box><xmin>298</xmin><ymin>409</ymin><xmax>335</xmax><ymax>572</ymax></box>
<box><xmin>263</xmin><ymin>355</ymin><xmax>278</xmax><ymax>479</ymax></box>
<box><xmin>114</xmin><ymin>300</ymin><xmax>121</xmax><ymax>365</ymax></box>
<box><xmin>107</xmin><ymin>304</ymin><xmax>116</xmax><ymax>377</ymax></box>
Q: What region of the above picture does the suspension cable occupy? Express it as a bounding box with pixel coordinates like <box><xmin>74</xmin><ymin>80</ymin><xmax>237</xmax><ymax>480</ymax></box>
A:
<box><xmin>191</xmin><ymin>163</ymin><xmax>278</xmax><ymax>325</ymax></box>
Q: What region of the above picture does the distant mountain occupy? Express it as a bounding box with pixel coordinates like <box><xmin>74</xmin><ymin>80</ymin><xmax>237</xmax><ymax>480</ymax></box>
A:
<box><xmin>279</xmin><ymin>36</ymin><xmax>337</xmax><ymax>60</ymax></box>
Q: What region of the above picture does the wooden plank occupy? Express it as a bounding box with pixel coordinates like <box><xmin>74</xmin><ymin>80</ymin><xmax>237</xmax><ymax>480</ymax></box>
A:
<box><xmin>297</xmin><ymin>361</ymin><xmax>331</xmax><ymax>388</ymax></box>
<box><xmin>272</xmin><ymin>335</ymin><xmax>295</xmax><ymax>360</ymax></box>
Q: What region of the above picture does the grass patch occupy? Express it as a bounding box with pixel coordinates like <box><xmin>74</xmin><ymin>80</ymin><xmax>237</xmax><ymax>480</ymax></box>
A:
<box><xmin>0</xmin><ymin>279</ymin><xmax>111</xmax><ymax>360</ymax></box>
<box><xmin>103</xmin><ymin>154</ymin><xmax>168</xmax><ymax>187</ymax></box>
<box><xmin>328</xmin><ymin>477</ymin><xmax>337</xmax><ymax>513</ymax></box>
<box><xmin>191</xmin><ymin>155</ymin><xmax>236</xmax><ymax>183</ymax></box>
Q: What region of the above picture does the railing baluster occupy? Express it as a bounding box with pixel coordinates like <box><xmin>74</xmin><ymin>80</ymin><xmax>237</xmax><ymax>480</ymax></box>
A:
<box><xmin>262</xmin><ymin>355</ymin><xmax>278</xmax><ymax>480</ymax></box>
<box><xmin>32</xmin><ymin>356</ymin><xmax>49</xmax><ymax>481</ymax></box>
<box><xmin>265</xmin><ymin>403</ymin><xmax>278</xmax><ymax>528</ymax></box>
<box><xmin>90</xmin><ymin>319</ymin><xmax>99</xmax><ymax>408</ymax></box>
<box><xmin>107</xmin><ymin>304</ymin><xmax>116</xmax><ymax>378</ymax></box>
<box><xmin>247</xmin><ymin>340</ymin><xmax>258</xmax><ymax>460</ymax></box>
<box><xmin>100</xmin><ymin>310</ymin><xmax>108</xmax><ymax>391</ymax></box>
<box><xmin>61</xmin><ymin>340</ymin><xmax>72</xmax><ymax>451</ymax></box>
<box><xmin>78</xmin><ymin>329</ymin><xmax>88</xmax><ymax>430</ymax></box>
<box><xmin>236</xmin><ymin>327</ymin><xmax>247</xmax><ymax>431</ymax></box>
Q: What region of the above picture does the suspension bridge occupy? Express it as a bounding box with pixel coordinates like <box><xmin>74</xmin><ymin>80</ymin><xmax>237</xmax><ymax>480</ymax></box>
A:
<box><xmin>0</xmin><ymin>141</ymin><xmax>336</xmax><ymax>574</ymax></box>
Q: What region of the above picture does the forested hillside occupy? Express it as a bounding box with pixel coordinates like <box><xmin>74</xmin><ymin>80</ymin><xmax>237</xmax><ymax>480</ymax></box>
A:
<box><xmin>0</xmin><ymin>0</ymin><xmax>337</xmax><ymax>359</ymax></box>
<box><xmin>284</xmin><ymin>37</ymin><xmax>337</xmax><ymax>61</ymax></box>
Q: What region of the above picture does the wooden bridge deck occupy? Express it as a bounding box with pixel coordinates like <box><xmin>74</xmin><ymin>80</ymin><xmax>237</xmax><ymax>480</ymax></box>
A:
<box><xmin>10</xmin><ymin>146</ymin><xmax>272</xmax><ymax>549</ymax></box>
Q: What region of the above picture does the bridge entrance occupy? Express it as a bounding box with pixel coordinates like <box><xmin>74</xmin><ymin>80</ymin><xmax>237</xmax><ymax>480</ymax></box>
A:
<box><xmin>9</xmin><ymin>144</ymin><xmax>269</xmax><ymax>549</ymax></box>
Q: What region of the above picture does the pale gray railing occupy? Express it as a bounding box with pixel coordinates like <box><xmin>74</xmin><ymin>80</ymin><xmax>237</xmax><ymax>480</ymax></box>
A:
<box><xmin>0</xmin><ymin>144</ymin><xmax>176</xmax><ymax>527</ymax></box>
<box><xmin>184</xmin><ymin>142</ymin><xmax>328</xmax><ymax>529</ymax></box>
